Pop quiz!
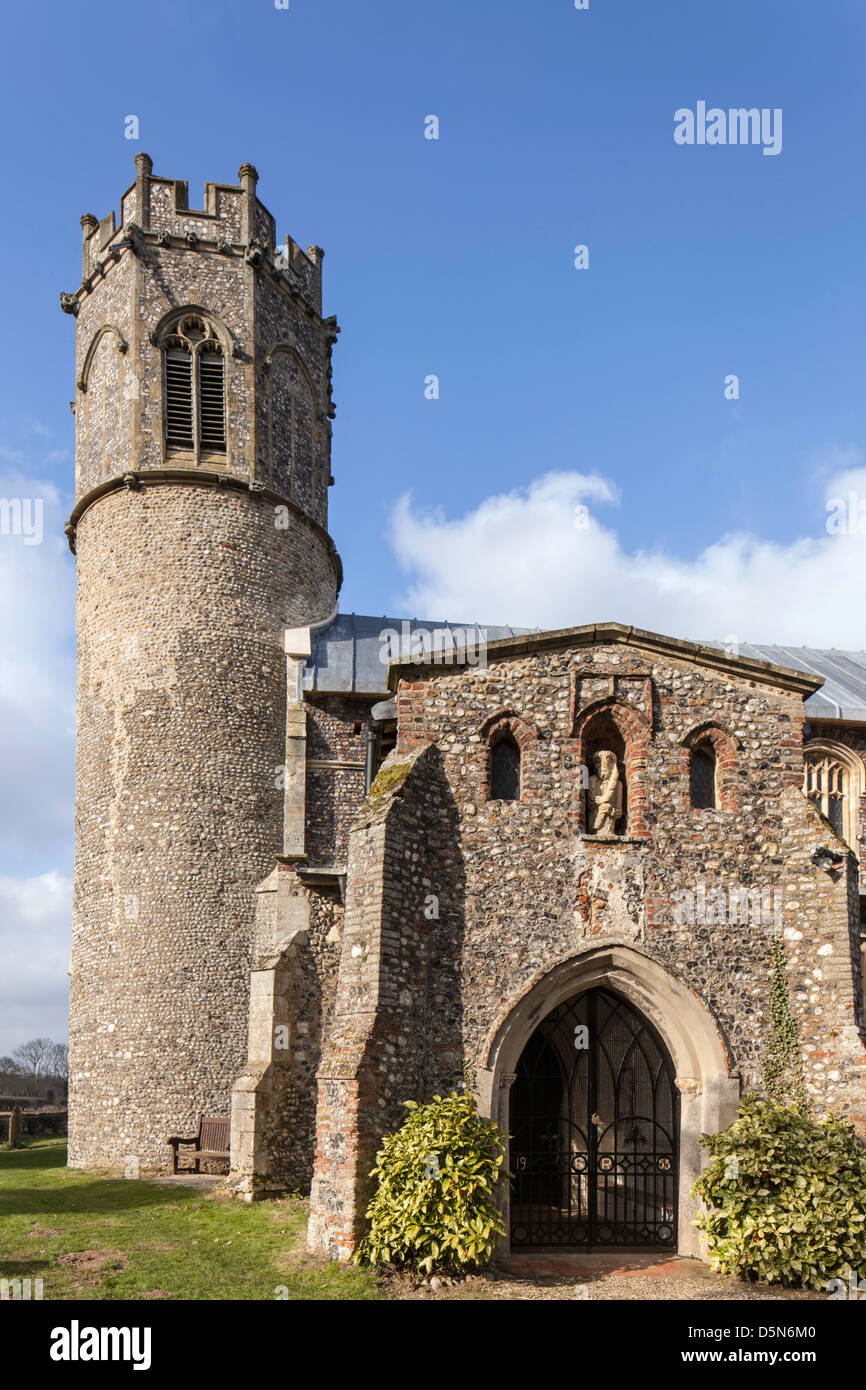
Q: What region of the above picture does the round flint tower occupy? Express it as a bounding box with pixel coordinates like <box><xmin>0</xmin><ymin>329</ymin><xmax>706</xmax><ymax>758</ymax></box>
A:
<box><xmin>63</xmin><ymin>156</ymin><xmax>340</xmax><ymax>1168</ymax></box>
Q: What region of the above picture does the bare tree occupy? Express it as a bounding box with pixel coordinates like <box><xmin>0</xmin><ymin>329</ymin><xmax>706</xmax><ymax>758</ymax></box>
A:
<box><xmin>47</xmin><ymin>1042</ymin><xmax>68</xmax><ymax>1097</ymax></box>
<box><xmin>0</xmin><ymin>1056</ymin><xmax>23</xmax><ymax>1092</ymax></box>
<box><xmin>11</xmin><ymin>1038</ymin><xmax>52</xmax><ymax>1095</ymax></box>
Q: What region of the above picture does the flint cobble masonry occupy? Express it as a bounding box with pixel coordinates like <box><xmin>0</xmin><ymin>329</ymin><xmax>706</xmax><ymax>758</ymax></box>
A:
<box><xmin>66</xmin><ymin>158</ymin><xmax>339</xmax><ymax>1170</ymax></box>
<box><xmin>62</xmin><ymin>158</ymin><xmax>866</xmax><ymax>1263</ymax></box>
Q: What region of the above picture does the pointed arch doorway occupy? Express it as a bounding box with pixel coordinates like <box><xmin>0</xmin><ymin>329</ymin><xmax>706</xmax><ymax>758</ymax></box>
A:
<box><xmin>509</xmin><ymin>987</ymin><xmax>678</xmax><ymax>1249</ymax></box>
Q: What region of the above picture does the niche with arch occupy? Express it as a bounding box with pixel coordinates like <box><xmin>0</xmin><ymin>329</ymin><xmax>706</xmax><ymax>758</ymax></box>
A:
<box><xmin>573</xmin><ymin>700</ymin><xmax>650</xmax><ymax>840</ymax></box>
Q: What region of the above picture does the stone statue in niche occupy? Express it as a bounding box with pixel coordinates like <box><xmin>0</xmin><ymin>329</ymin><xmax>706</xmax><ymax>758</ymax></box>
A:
<box><xmin>588</xmin><ymin>749</ymin><xmax>623</xmax><ymax>838</ymax></box>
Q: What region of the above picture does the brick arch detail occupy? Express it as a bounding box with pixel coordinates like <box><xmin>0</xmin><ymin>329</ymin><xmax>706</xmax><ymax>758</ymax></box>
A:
<box><xmin>479</xmin><ymin>711</ymin><xmax>538</xmax><ymax>802</ymax></box>
<box><xmin>479</xmin><ymin>709</ymin><xmax>539</xmax><ymax>747</ymax></box>
<box><xmin>681</xmin><ymin>723</ymin><xmax>740</xmax><ymax>813</ymax></box>
<box><xmin>681</xmin><ymin>721</ymin><xmax>742</xmax><ymax>752</ymax></box>
<box><xmin>573</xmin><ymin>699</ymin><xmax>650</xmax><ymax>839</ymax></box>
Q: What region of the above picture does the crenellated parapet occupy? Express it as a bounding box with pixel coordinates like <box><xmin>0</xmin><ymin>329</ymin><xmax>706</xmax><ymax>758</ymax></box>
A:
<box><xmin>60</xmin><ymin>155</ymin><xmax>340</xmax><ymax>539</ymax></box>
<box><xmin>65</xmin><ymin>155</ymin><xmax>326</xmax><ymax>320</ymax></box>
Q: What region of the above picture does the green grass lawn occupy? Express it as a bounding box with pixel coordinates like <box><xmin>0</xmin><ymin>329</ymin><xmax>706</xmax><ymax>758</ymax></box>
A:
<box><xmin>0</xmin><ymin>1139</ymin><xmax>384</xmax><ymax>1301</ymax></box>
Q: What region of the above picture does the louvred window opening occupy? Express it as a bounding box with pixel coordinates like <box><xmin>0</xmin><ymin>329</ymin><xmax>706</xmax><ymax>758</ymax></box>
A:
<box><xmin>165</xmin><ymin>348</ymin><xmax>194</xmax><ymax>449</ymax></box>
<box><xmin>198</xmin><ymin>350</ymin><xmax>225</xmax><ymax>451</ymax></box>
<box><xmin>163</xmin><ymin>317</ymin><xmax>226</xmax><ymax>455</ymax></box>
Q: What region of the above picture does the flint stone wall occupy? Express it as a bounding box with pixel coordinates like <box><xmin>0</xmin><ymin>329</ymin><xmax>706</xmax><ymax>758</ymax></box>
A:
<box><xmin>307</xmin><ymin>639</ymin><xmax>866</xmax><ymax>1256</ymax></box>
<box><xmin>68</xmin><ymin>161</ymin><xmax>340</xmax><ymax>1171</ymax></box>
<box><xmin>69</xmin><ymin>485</ymin><xmax>336</xmax><ymax>1170</ymax></box>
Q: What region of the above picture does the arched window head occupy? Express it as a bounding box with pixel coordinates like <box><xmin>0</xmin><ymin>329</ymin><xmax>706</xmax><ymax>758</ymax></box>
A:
<box><xmin>690</xmin><ymin>742</ymin><xmax>717</xmax><ymax>810</ymax></box>
<box><xmin>803</xmin><ymin>746</ymin><xmax>861</xmax><ymax>851</ymax></box>
<box><xmin>490</xmin><ymin>733</ymin><xmax>521</xmax><ymax>801</ymax></box>
<box><xmin>162</xmin><ymin>314</ymin><xmax>225</xmax><ymax>456</ymax></box>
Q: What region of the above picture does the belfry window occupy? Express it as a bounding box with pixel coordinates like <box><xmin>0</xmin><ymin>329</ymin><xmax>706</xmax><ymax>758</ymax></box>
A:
<box><xmin>162</xmin><ymin>314</ymin><xmax>225</xmax><ymax>455</ymax></box>
<box><xmin>690</xmin><ymin>742</ymin><xmax>717</xmax><ymax>810</ymax></box>
<box><xmin>490</xmin><ymin>733</ymin><xmax>521</xmax><ymax>801</ymax></box>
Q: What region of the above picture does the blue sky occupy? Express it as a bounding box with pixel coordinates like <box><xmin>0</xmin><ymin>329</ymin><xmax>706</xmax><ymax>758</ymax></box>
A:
<box><xmin>8</xmin><ymin>0</ymin><xmax>866</xmax><ymax>581</ymax></box>
<box><xmin>1</xmin><ymin>0</ymin><xmax>865</xmax><ymax>1049</ymax></box>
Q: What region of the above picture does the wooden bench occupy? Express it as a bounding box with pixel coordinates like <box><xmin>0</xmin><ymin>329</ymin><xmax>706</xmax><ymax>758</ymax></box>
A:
<box><xmin>167</xmin><ymin>1116</ymin><xmax>230</xmax><ymax>1174</ymax></box>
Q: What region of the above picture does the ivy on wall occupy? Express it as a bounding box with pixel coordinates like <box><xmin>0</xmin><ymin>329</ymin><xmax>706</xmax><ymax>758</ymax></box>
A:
<box><xmin>763</xmin><ymin>934</ymin><xmax>807</xmax><ymax>1108</ymax></box>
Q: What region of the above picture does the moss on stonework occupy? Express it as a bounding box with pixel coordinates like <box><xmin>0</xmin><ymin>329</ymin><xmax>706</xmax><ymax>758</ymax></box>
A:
<box><xmin>366</xmin><ymin>760</ymin><xmax>414</xmax><ymax>808</ymax></box>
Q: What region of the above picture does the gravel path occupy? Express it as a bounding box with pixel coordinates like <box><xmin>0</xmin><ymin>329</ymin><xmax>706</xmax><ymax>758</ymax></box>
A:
<box><xmin>388</xmin><ymin>1265</ymin><xmax>823</xmax><ymax>1301</ymax></box>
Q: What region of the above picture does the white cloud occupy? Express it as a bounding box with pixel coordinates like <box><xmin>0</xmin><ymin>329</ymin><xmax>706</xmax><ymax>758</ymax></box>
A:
<box><xmin>0</xmin><ymin>470</ymin><xmax>75</xmax><ymax>862</ymax></box>
<box><xmin>0</xmin><ymin>468</ymin><xmax>74</xmax><ymax>1051</ymax></box>
<box><xmin>0</xmin><ymin>870</ymin><xmax>71</xmax><ymax>1053</ymax></box>
<box><xmin>389</xmin><ymin>464</ymin><xmax>866</xmax><ymax>648</ymax></box>
<box><xmin>23</xmin><ymin>419</ymin><xmax>53</xmax><ymax>439</ymax></box>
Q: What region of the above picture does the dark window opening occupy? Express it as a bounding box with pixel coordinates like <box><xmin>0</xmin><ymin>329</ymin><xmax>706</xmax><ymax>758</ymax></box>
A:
<box><xmin>373</xmin><ymin>724</ymin><xmax>397</xmax><ymax>777</ymax></box>
<box><xmin>828</xmin><ymin>797</ymin><xmax>845</xmax><ymax>837</ymax></box>
<box><xmin>491</xmin><ymin>734</ymin><xmax>521</xmax><ymax>801</ymax></box>
<box><xmin>690</xmin><ymin>744</ymin><xmax>717</xmax><ymax>810</ymax></box>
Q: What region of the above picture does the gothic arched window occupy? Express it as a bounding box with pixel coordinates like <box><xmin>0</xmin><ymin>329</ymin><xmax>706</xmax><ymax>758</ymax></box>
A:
<box><xmin>690</xmin><ymin>742</ymin><xmax>717</xmax><ymax>810</ymax></box>
<box><xmin>162</xmin><ymin>314</ymin><xmax>225</xmax><ymax>456</ymax></box>
<box><xmin>490</xmin><ymin>733</ymin><xmax>521</xmax><ymax>801</ymax></box>
<box><xmin>803</xmin><ymin>744</ymin><xmax>862</xmax><ymax>852</ymax></box>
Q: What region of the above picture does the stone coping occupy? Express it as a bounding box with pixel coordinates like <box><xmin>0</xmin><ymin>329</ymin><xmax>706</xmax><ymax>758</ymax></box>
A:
<box><xmin>386</xmin><ymin>621</ymin><xmax>823</xmax><ymax>698</ymax></box>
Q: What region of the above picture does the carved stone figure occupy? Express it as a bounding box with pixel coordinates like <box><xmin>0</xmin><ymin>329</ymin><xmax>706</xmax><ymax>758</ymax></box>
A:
<box><xmin>588</xmin><ymin>749</ymin><xmax>622</xmax><ymax>838</ymax></box>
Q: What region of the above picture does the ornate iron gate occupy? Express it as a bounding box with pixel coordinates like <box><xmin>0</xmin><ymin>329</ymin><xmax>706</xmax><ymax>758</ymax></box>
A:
<box><xmin>509</xmin><ymin>988</ymin><xmax>678</xmax><ymax>1248</ymax></box>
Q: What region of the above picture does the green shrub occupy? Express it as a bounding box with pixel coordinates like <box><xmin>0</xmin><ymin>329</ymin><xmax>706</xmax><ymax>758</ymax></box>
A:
<box><xmin>354</xmin><ymin>1091</ymin><xmax>507</xmax><ymax>1274</ymax></box>
<box><xmin>693</xmin><ymin>1093</ymin><xmax>866</xmax><ymax>1290</ymax></box>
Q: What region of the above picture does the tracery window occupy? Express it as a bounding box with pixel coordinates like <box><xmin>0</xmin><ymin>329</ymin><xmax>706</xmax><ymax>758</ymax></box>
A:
<box><xmin>804</xmin><ymin>751</ymin><xmax>851</xmax><ymax>842</ymax></box>
<box><xmin>803</xmin><ymin>741</ymin><xmax>865</xmax><ymax>856</ymax></box>
<box><xmin>162</xmin><ymin>314</ymin><xmax>225</xmax><ymax>455</ymax></box>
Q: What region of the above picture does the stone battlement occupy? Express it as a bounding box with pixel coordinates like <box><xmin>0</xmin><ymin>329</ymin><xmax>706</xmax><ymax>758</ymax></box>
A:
<box><xmin>72</xmin><ymin>155</ymin><xmax>323</xmax><ymax>315</ymax></box>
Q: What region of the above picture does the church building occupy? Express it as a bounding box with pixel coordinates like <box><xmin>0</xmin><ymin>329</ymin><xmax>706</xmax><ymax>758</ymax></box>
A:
<box><xmin>62</xmin><ymin>158</ymin><xmax>866</xmax><ymax>1262</ymax></box>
